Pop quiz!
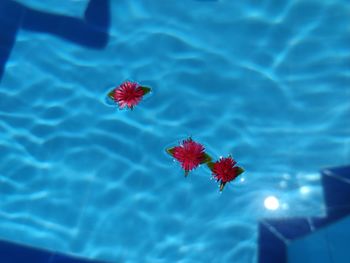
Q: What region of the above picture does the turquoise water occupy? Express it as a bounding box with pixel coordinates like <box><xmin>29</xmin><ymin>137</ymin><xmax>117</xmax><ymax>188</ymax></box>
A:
<box><xmin>0</xmin><ymin>0</ymin><xmax>349</xmax><ymax>262</ymax></box>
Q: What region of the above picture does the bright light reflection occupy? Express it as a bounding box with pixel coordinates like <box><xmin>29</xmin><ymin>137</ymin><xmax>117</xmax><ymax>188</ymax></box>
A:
<box><xmin>299</xmin><ymin>186</ymin><xmax>311</xmax><ymax>195</ymax></box>
<box><xmin>264</xmin><ymin>196</ymin><xmax>280</xmax><ymax>210</ymax></box>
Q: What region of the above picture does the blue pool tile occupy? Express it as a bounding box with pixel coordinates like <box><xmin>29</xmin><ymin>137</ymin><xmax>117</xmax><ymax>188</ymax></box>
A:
<box><xmin>0</xmin><ymin>239</ymin><xmax>106</xmax><ymax>263</ymax></box>
<box><xmin>263</xmin><ymin>218</ymin><xmax>312</xmax><ymax>240</ymax></box>
<box><xmin>311</xmin><ymin>217</ymin><xmax>334</xmax><ymax>230</ymax></box>
<box><xmin>288</xmin><ymin>228</ymin><xmax>332</xmax><ymax>263</ymax></box>
<box><xmin>323</xmin><ymin>166</ymin><xmax>350</xmax><ymax>180</ymax></box>
<box><xmin>0</xmin><ymin>46</ymin><xmax>10</xmax><ymax>65</ymax></box>
<box><xmin>21</xmin><ymin>0</ymin><xmax>110</xmax><ymax>49</ymax></box>
<box><xmin>259</xmin><ymin>166</ymin><xmax>350</xmax><ymax>263</ymax></box>
<box><xmin>0</xmin><ymin>239</ymin><xmax>54</xmax><ymax>263</ymax></box>
<box><xmin>50</xmin><ymin>254</ymin><xmax>106</xmax><ymax>263</ymax></box>
<box><xmin>325</xmin><ymin>215</ymin><xmax>350</xmax><ymax>263</ymax></box>
<box><xmin>258</xmin><ymin>221</ymin><xmax>287</xmax><ymax>263</ymax></box>
<box><xmin>258</xmin><ymin>218</ymin><xmax>315</xmax><ymax>263</ymax></box>
<box><xmin>259</xmin><ymin>215</ymin><xmax>350</xmax><ymax>263</ymax></box>
<box><xmin>0</xmin><ymin>1</ymin><xmax>25</xmax><ymax>25</ymax></box>
<box><xmin>288</xmin><ymin>215</ymin><xmax>350</xmax><ymax>263</ymax></box>
<box><xmin>322</xmin><ymin>166</ymin><xmax>350</xmax><ymax>221</ymax></box>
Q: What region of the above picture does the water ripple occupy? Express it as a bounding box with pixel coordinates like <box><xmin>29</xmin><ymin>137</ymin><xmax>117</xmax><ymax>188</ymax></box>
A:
<box><xmin>0</xmin><ymin>0</ymin><xmax>349</xmax><ymax>262</ymax></box>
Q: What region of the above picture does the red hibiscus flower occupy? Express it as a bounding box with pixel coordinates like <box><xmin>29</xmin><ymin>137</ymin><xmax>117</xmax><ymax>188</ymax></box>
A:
<box><xmin>166</xmin><ymin>138</ymin><xmax>211</xmax><ymax>176</ymax></box>
<box><xmin>108</xmin><ymin>81</ymin><xmax>151</xmax><ymax>109</ymax></box>
<box><xmin>208</xmin><ymin>156</ymin><xmax>244</xmax><ymax>191</ymax></box>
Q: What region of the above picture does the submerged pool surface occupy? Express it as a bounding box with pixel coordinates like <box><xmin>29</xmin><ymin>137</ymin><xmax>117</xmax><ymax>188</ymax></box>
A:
<box><xmin>0</xmin><ymin>0</ymin><xmax>349</xmax><ymax>262</ymax></box>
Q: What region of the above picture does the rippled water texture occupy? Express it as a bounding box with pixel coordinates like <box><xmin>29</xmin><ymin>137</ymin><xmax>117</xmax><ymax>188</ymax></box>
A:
<box><xmin>1</xmin><ymin>0</ymin><xmax>349</xmax><ymax>262</ymax></box>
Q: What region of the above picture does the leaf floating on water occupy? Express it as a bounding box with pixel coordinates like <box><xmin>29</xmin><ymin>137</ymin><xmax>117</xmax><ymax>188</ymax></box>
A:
<box><xmin>220</xmin><ymin>181</ymin><xmax>226</xmax><ymax>192</ymax></box>
<box><xmin>108</xmin><ymin>90</ymin><xmax>114</xmax><ymax>100</ymax></box>
<box><xmin>207</xmin><ymin>161</ymin><xmax>215</xmax><ymax>171</ymax></box>
<box><xmin>166</xmin><ymin>138</ymin><xmax>206</xmax><ymax>177</ymax></box>
<box><xmin>140</xmin><ymin>86</ymin><xmax>151</xmax><ymax>95</ymax></box>
<box><xmin>166</xmin><ymin>147</ymin><xmax>175</xmax><ymax>156</ymax></box>
<box><xmin>236</xmin><ymin>166</ymin><xmax>245</xmax><ymax>176</ymax></box>
<box><xmin>201</xmin><ymin>153</ymin><xmax>212</xmax><ymax>164</ymax></box>
<box><xmin>107</xmin><ymin>81</ymin><xmax>151</xmax><ymax>110</ymax></box>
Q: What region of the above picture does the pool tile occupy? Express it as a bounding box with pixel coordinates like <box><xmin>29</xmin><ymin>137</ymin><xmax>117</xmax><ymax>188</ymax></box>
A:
<box><xmin>263</xmin><ymin>218</ymin><xmax>312</xmax><ymax>240</ymax></box>
<box><xmin>0</xmin><ymin>239</ymin><xmax>106</xmax><ymax>263</ymax></box>
<box><xmin>50</xmin><ymin>253</ymin><xmax>107</xmax><ymax>263</ymax></box>
<box><xmin>258</xmin><ymin>221</ymin><xmax>287</xmax><ymax>263</ymax></box>
<box><xmin>322</xmin><ymin>167</ymin><xmax>350</xmax><ymax>221</ymax></box>
<box><xmin>325</xmin><ymin>215</ymin><xmax>350</xmax><ymax>263</ymax></box>
<box><xmin>259</xmin><ymin>166</ymin><xmax>350</xmax><ymax>263</ymax></box>
<box><xmin>287</xmin><ymin>229</ymin><xmax>332</xmax><ymax>263</ymax></box>
<box><xmin>0</xmin><ymin>239</ymin><xmax>53</xmax><ymax>263</ymax></box>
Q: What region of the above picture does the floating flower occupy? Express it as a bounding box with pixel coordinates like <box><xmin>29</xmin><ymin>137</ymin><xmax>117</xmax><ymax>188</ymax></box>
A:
<box><xmin>208</xmin><ymin>156</ymin><xmax>244</xmax><ymax>191</ymax></box>
<box><xmin>166</xmin><ymin>138</ymin><xmax>211</xmax><ymax>176</ymax></box>
<box><xmin>108</xmin><ymin>81</ymin><xmax>151</xmax><ymax>109</ymax></box>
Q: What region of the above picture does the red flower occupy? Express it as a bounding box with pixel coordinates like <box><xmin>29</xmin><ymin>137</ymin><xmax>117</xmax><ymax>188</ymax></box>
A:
<box><xmin>210</xmin><ymin>156</ymin><xmax>244</xmax><ymax>191</ymax></box>
<box><xmin>109</xmin><ymin>81</ymin><xmax>151</xmax><ymax>109</ymax></box>
<box><xmin>167</xmin><ymin>138</ymin><xmax>210</xmax><ymax>176</ymax></box>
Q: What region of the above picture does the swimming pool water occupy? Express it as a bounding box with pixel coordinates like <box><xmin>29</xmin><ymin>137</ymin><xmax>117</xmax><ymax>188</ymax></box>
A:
<box><xmin>0</xmin><ymin>0</ymin><xmax>349</xmax><ymax>262</ymax></box>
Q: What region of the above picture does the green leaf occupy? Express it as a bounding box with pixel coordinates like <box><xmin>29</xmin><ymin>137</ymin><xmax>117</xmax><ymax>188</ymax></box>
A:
<box><xmin>236</xmin><ymin>166</ymin><xmax>245</xmax><ymax>176</ymax></box>
<box><xmin>140</xmin><ymin>86</ymin><xmax>151</xmax><ymax>95</ymax></box>
<box><xmin>166</xmin><ymin>147</ymin><xmax>175</xmax><ymax>156</ymax></box>
<box><xmin>207</xmin><ymin>161</ymin><xmax>215</xmax><ymax>171</ymax></box>
<box><xmin>201</xmin><ymin>153</ymin><xmax>212</xmax><ymax>164</ymax></box>
<box><xmin>219</xmin><ymin>181</ymin><xmax>226</xmax><ymax>192</ymax></box>
<box><xmin>107</xmin><ymin>90</ymin><xmax>115</xmax><ymax>100</ymax></box>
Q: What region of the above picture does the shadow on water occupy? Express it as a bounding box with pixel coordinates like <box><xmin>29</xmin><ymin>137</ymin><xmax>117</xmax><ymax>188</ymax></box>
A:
<box><xmin>0</xmin><ymin>0</ymin><xmax>110</xmax><ymax>82</ymax></box>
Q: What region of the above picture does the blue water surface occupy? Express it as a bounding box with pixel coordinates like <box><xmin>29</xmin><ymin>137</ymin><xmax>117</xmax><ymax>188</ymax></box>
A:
<box><xmin>0</xmin><ymin>0</ymin><xmax>349</xmax><ymax>262</ymax></box>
